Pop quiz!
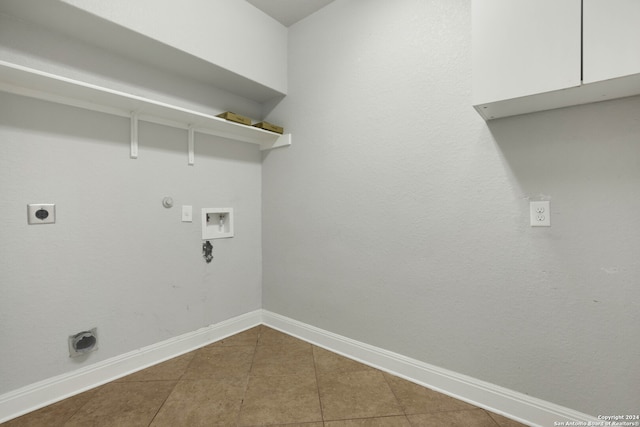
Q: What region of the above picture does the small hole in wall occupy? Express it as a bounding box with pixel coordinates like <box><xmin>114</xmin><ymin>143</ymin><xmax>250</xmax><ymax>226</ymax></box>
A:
<box><xmin>68</xmin><ymin>328</ymin><xmax>98</xmax><ymax>357</ymax></box>
<box><xmin>75</xmin><ymin>335</ymin><xmax>96</xmax><ymax>351</ymax></box>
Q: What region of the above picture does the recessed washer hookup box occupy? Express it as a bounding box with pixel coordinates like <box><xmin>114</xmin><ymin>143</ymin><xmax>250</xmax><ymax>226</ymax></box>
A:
<box><xmin>216</xmin><ymin>111</ymin><xmax>252</xmax><ymax>125</ymax></box>
<box><xmin>252</xmin><ymin>121</ymin><xmax>284</xmax><ymax>134</ymax></box>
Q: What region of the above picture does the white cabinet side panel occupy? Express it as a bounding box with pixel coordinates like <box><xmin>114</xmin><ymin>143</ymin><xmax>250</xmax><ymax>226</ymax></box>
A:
<box><xmin>583</xmin><ymin>0</ymin><xmax>640</xmax><ymax>84</ymax></box>
<box><xmin>472</xmin><ymin>0</ymin><xmax>581</xmax><ymax>105</ymax></box>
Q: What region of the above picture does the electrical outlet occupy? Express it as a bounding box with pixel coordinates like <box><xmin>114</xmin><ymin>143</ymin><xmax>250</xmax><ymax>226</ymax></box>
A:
<box><xmin>27</xmin><ymin>204</ymin><xmax>55</xmax><ymax>224</ymax></box>
<box><xmin>530</xmin><ymin>201</ymin><xmax>550</xmax><ymax>226</ymax></box>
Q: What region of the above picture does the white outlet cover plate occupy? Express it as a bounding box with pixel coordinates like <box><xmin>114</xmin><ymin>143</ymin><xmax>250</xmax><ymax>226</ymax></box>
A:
<box><xmin>27</xmin><ymin>204</ymin><xmax>56</xmax><ymax>224</ymax></box>
<box><xmin>530</xmin><ymin>201</ymin><xmax>550</xmax><ymax>226</ymax></box>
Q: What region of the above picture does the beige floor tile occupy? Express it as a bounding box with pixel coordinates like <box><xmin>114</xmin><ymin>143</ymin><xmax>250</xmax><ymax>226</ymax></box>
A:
<box><xmin>169</xmin><ymin>376</ymin><xmax>247</xmax><ymax>399</ymax></box>
<box><xmin>313</xmin><ymin>346</ymin><xmax>375</xmax><ymax>375</ymax></box>
<box><xmin>237</xmin><ymin>374</ymin><xmax>322</xmax><ymax>426</ymax></box>
<box><xmin>64</xmin><ymin>381</ymin><xmax>176</xmax><ymax>427</ymax></box>
<box><xmin>257</xmin><ymin>423</ymin><xmax>324</xmax><ymax>427</ymax></box>
<box><xmin>182</xmin><ymin>344</ymin><xmax>254</xmax><ymax>380</ymax></box>
<box><xmin>149</xmin><ymin>399</ymin><xmax>242</xmax><ymax>427</ymax></box>
<box><xmin>149</xmin><ymin>378</ymin><xmax>247</xmax><ymax>426</ymax></box>
<box><xmin>407</xmin><ymin>409</ymin><xmax>499</xmax><ymax>427</ymax></box>
<box><xmin>487</xmin><ymin>411</ymin><xmax>530</xmax><ymax>427</ymax></box>
<box><xmin>1</xmin><ymin>389</ymin><xmax>97</xmax><ymax>427</ymax></box>
<box><xmin>213</xmin><ymin>326</ymin><xmax>261</xmax><ymax>347</ymax></box>
<box><xmin>258</xmin><ymin>326</ymin><xmax>306</xmax><ymax>346</ymax></box>
<box><xmin>384</xmin><ymin>373</ymin><xmax>477</xmax><ymax>414</ymax></box>
<box><xmin>325</xmin><ymin>415</ymin><xmax>412</xmax><ymax>426</ymax></box>
<box><xmin>251</xmin><ymin>341</ymin><xmax>315</xmax><ymax>377</ymax></box>
<box><xmin>117</xmin><ymin>352</ymin><xmax>194</xmax><ymax>382</ymax></box>
<box><xmin>4</xmin><ymin>327</ymin><xmax>520</xmax><ymax>427</ymax></box>
<box><xmin>318</xmin><ymin>370</ymin><xmax>404</xmax><ymax>421</ymax></box>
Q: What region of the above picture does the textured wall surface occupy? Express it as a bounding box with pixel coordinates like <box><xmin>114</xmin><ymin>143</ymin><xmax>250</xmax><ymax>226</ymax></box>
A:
<box><xmin>0</xmin><ymin>13</ymin><xmax>265</xmax><ymax>120</ymax></box>
<box><xmin>1</xmin><ymin>0</ymin><xmax>639</xmax><ymax>417</ymax></box>
<box><xmin>0</xmin><ymin>21</ymin><xmax>263</xmax><ymax>393</ymax></box>
<box><xmin>62</xmin><ymin>0</ymin><xmax>288</xmax><ymax>94</ymax></box>
<box><xmin>262</xmin><ymin>0</ymin><xmax>640</xmax><ymax>415</ymax></box>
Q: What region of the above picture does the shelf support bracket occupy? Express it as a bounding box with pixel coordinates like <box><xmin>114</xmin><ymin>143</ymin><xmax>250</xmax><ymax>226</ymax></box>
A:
<box><xmin>188</xmin><ymin>125</ymin><xmax>195</xmax><ymax>166</ymax></box>
<box><xmin>130</xmin><ymin>112</ymin><xmax>139</xmax><ymax>159</ymax></box>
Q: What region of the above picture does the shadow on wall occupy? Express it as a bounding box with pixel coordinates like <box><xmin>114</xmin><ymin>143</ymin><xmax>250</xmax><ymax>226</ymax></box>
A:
<box><xmin>0</xmin><ymin>11</ymin><xmax>263</xmax><ymax>118</ymax></box>
<box><xmin>487</xmin><ymin>95</ymin><xmax>640</xmax><ymax>199</ymax></box>
<box><xmin>0</xmin><ymin>92</ymin><xmax>261</xmax><ymax>164</ymax></box>
<box><xmin>483</xmin><ymin>93</ymin><xmax>640</xmax><ymax>300</ymax></box>
<box><xmin>483</xmin><ymin>95</ymin><xmax>640</xmax><ymax>416</ymax></box>
<box><xmin>0</xmin><ymin>91</ymin><xmax>128</xmax><ymax>148</ymax></box>
<box><xmin>484</xmin><ymin>94</ymin><xmax>640</xmax><ymax>272</ymax></box>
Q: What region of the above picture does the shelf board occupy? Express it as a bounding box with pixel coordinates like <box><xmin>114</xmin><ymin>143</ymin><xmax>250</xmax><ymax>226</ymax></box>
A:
<box><xmin>473</xmin><ymin>73</ymin><xmax>640</xmax><ymax>120</ymax></box>
<box><xmin>0</xmin><ymin>60</ymin><xmax>290</xmax><ymax>151</ymax></box>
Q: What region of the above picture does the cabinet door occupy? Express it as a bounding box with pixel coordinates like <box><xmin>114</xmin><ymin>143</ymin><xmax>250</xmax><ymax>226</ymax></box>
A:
<box><xmin>472</xmin><ymin>0</ymin><xmax>582</xmax><ymax>105</ymax></box>
<box><xmin>583</xmin><ymin>0</ymin><xmax>640</xmax><ymax>84</ymax></box>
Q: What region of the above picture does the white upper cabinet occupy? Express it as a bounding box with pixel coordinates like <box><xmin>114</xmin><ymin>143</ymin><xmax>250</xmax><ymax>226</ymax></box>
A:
<box><xmin>472</xmin><ymin>0</ymin><xmax>581</xmax><ymax>105</ymax></box>
<box><xmin>583</xmin><ymin>0</ymin><xmax>640</xmax><ymax>84</ymax></box>
<box><xmin>473</xmin><ymin>0</ymin><xmax>640</xmax><ymax>120</ymax></box>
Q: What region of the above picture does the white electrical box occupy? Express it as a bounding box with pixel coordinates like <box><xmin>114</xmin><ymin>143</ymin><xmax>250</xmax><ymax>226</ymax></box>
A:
<box><xmin>27</xmin><ymin>204</ymin><xmax>56</xmax><ymax>224</ymax></box>
<box><xmin>530</xmin><ymin>201</ymin><xmax>551</xmax><ymax>227</ymax></box>
<box><xmin>201</xmin><ymin>208</ymin><xmax>234</xmax><ymax>240</ymax></box>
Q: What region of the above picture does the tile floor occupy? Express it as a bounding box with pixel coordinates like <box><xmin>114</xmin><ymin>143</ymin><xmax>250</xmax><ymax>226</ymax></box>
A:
<box><xmin>2</xmin><ymin>326</ymin><xmax>528</xmax><ymax>427</ymax></box>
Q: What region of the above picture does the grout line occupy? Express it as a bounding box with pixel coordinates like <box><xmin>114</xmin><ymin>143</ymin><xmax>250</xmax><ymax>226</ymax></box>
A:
<box><xmin>178</xmin><ymin>351</ymin><xmax>197</xmax><ymax>382</ymax></box>
<box><xmin>146</xmin><ymin>380</ymin><xmax>178</xmax><ymax>427</ymax></box>
<box><xmin>380</xmin><ymin>369</ymin><xmax>413</xmax><ymax>425</ymax></box>
<box><xmin>234</xmin><ymin>326</ymin><xmax>261</xmax><ymax>426</ymax></box>
<box><xmin>326</xmin><ymin>414</ymin><xmax>413</xmax><ymax>423</ymax></box>
<box><xmin>484</xmin><ymin>409</ymin><xmax>504</xmax><ymax>427</ymax></box>
<box><xmin>310</xmin><ymin>345</ymin><xmax>326</xmax><ymax>422</ymax></box>
<box><xmin>60</xmin><ymin>390</ymin><xmax>96</xmax><ymax>426</ymax></box>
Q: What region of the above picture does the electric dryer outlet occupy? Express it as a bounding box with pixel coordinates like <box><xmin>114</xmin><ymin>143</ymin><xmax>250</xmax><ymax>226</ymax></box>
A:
<box><xmin>27</xmin><ymin>204</ymin><xmax>56</xmax><ymax>224</ymax></box>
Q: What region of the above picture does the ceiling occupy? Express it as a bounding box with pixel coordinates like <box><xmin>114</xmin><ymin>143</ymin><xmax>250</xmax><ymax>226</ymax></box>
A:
<box><xmin>246</xmin><ymin>0</ymin><xmax>335</xmax><ymax>27</ymax></box>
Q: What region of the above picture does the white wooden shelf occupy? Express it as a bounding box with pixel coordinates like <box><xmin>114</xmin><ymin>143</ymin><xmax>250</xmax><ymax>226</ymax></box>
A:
<box><xmin>0</xmin><ymin>60</ymin><xmax>291</xmax><ymax>155</ymax></box>
<box><xmin>473</xmin><ymin>73</ymin><xmax>640</xmax><ymax>120</ymax></box>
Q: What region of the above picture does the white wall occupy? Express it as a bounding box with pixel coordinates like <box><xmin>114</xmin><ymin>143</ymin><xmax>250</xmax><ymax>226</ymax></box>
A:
<box><xmin>2</xmin><ymin>0</ymin><xmax>639</xmax><ymax>417</ymax></box>
<box><xmin>61</xmin><ymin>0</ymin><xmax>288</xmax><ymax>95</ymax></box>
<box><xmin>0</xmin><ymin>13</ymin><xmax>265</xmax><ymax>120</ymax></box>
<box><xmin>0</xmin><ymin>19</ymin><xmax>263</xmax><ymax>394</ymax></box>
<box><xmin>262</xmin><ymin>0</ymin><xmax>640</xmax><ymax>416</ymax></box>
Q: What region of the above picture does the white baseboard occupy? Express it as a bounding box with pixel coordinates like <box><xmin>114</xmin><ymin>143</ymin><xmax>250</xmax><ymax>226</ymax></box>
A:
<box><xmin>0</xmin><ymin>309</ymin><xmax>599</xmax><ymax>427</ymax></box>
<box><xmin>261</xmin><ymin>310</ymin><xmax>599</xmax><ymax>427</ymax></box>
<box><xmin>0</xmin><ymin>310</ymin><xmax>262</xmax><ymax>424</ymax></box>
